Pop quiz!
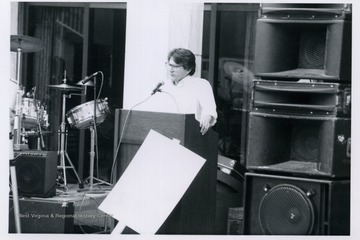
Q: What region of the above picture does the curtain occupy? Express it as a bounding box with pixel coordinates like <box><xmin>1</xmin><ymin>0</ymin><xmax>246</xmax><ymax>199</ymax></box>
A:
<box><xmin>29</xmin><ymin>6</ymin><xmax>84</xmax><ymax>150</ymax></box>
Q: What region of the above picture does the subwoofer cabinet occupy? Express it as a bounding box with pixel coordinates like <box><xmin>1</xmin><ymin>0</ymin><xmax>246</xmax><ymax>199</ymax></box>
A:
<box><xmin>242</xmin><ymin>173</ymin><xmax>350</xmax><ymax>235</ymax></box>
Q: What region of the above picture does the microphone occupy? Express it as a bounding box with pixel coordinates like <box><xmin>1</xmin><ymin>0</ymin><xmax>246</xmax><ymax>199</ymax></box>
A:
<box><xmin>81</xmin><ymin>71</ymin><xmax>100</xmax><ymax>84</ymax></box>
<box><xmin>151</xmin><ymin>81</ymin><xmax>164</xmax><ymax>95</ymax></box>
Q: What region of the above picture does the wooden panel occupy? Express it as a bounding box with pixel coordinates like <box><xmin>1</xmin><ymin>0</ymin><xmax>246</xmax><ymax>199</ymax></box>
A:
<box><xmin>118</xmin><ymin>110</ymin><xmax>187</xmax><ymax>145</ymax></box>
<box><xmin>118</xmin><ymin>143</ymin><xmax>140</xmax><ymax>179</ymax></box>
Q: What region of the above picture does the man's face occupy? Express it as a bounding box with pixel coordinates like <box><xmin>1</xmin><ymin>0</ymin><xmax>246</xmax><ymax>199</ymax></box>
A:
<box><xmin>167</xmin><ymin>57</ymin><xmax>191</xmax><ymax>84</ymax></box>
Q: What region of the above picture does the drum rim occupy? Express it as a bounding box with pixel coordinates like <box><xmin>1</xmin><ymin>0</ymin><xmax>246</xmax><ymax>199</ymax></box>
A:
<box><xmin>67</xmin><ymin>99</ymin><xmax>105</xmax><ymax>112</ymax></box>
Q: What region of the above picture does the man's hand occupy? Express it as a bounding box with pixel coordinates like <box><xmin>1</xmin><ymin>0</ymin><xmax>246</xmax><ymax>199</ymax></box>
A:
<box><xmin>200</xmin><ymin>115</ymin><xmax>213</xmax><ymax>135</ymax></box>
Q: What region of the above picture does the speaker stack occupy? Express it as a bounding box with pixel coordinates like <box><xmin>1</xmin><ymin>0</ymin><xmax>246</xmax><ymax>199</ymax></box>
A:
<box><xmin>242</xmin><ymin>4</ymin><xmax>351</xmax><ymax>235</ymax></box>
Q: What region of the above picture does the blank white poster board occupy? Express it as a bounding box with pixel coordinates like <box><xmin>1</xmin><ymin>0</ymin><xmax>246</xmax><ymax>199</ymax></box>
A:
<box><xmin>98</xmin><ymin>129</ymin><xmax>206</xmax><ymax>234</ymax></box>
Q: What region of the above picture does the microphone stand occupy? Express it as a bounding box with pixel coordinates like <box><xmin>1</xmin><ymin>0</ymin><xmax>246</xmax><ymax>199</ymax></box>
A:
<box><xmin>79</xmin><ymin>75</ymin><xmax>111</xmax><ymax>193</ymax></box>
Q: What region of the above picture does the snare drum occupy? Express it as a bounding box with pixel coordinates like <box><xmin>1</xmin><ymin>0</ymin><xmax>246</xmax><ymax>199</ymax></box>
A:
<box><xmin>66</xmin><ymin>98</ymin><xmax>110</xmax><ymax>129</ymax></box>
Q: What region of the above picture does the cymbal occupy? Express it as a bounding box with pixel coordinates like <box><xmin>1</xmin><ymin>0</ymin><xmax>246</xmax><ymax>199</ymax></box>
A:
<box><xmin>11</xmin><ymin>35</ymin><xmax>45</xmax><ymax>53</ymax></box>
<box><xmin>47</xmin><ymin>83</ymin><xmax>82</xmax><ymax>91</ymax></box>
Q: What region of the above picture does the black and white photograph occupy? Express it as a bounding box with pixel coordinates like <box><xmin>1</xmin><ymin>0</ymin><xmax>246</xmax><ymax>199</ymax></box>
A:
<box><xmin>1</xmin><ymin>0</ymin><xmax>359</xmax><ymax>239</ymax></box>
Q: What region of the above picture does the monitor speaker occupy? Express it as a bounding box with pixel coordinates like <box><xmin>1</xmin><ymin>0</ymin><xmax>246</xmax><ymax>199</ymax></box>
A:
<box><xmin>254</xmin><ymin>18</ymin><xmax>351</xmax><ymax>81</ymax></box>
<box><xmin>13</xmin><ymin>151</ymin><xmax>57</xmax><ymax>198</ymax></box>
<box><xmin>242</xmin><ymin>173</ymin><xmax>350</xmax><ymax>235</ymax></box>
<box><xmin>246</xmin><ymin>112</ymin><xmax>350</xmax><ymax>178</ymax></box>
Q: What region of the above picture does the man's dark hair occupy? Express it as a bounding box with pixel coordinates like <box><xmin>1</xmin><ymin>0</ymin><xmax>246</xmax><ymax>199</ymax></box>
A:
<box><xmin>167</xmin><ymin>48</ymin><xmax>196</xmax><ymax>76</ymax></box>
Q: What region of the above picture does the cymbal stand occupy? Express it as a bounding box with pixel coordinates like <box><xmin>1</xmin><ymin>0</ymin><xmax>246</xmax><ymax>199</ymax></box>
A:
<box><xmin>34</xmin><ymin>91</ymin><xmax>46</xmax><ymax>150</ymax></box>
<box><xmin>13</xmin><ymin>46</ymin><xmax>27</xmax><ymax>150</ymax></box>
<box><xmin>58</xmin><ymin>91</ymin><xmax>82</xmax><ymax>187</ymax></box>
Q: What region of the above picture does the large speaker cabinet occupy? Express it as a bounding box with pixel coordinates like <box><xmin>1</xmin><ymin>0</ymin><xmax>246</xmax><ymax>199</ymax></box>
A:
<box><xmin>242</xmin><ymin>173</ymin><xmax>350</xmax><ymax>235</ymax></box>
<box><xmin>246</xmin><ymin>112</ymin><xmax>350</xmax><ymax>178</ymax></box>
<box><xmin>254</xmin><ymin>6</ymin><xmax>351</xmax><ymax>82</ymax></box>
<box><xmin>247</xmin><ymin>79</ymin><xmax>351</xmax><ymax>178</ymax></box>
<box><xmin>13</xmin><ymin>151</ymin><xmax>57</xmax><ymax>198</ymax></box>
<box><xmin>243</xmin><ymin>4</ymin><xmax>352</xmax><ymax>236</ymax></box>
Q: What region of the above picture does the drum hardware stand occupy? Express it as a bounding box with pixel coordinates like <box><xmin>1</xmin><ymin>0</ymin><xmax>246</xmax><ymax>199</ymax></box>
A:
<box><xmin>36</xmin><ymin>112</ymin><xmax>46</xmax><ymax>150</ymax></box>
<box><xmin>57</xmin><ymin>85</ymin><xmax>83</xmax><ymax>188</ymax></box>
<box><xmin>79</xmin><ymin>123</ymin><xmax>112</xmax><ymax>193</ymax></box>
<box><xmin>78</xmin><ymin>74</ymin><xmax>112</xmax><ymax>193</ymax></box>
<box><xmin>28</xmin><ymin>86</ymin><xmax>46</xmax><ymax>150</ymax></box>
<box><xmin>13</xmin><ymin>46</ymin><xmax>28</xmax><ymax>151</ymax></box>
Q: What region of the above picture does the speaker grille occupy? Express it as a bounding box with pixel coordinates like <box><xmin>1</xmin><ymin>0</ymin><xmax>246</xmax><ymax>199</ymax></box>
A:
<box><xmin>258</xmin><ymin>184</ymin><xmax>314</xmax><ymax>235</ymax></box>
<box><xmin>298</xmin><ymin>30</ymin><xmax>326</xmax><ymax>69</ymax></box>
<box><xmin>16</xmin><ymin>161</ymin><xmax>43</xmax><ymax>193</ymax></box>
<box><xmin>291</xmin><ymin>125</ymin><xmax>319</xmax><ymax>161</ymax></box>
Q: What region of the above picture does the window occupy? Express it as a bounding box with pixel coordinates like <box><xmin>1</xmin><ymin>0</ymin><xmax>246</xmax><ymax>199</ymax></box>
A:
<box><xmin>202</xmin><ymin>3</ymin><xmax>259</xmax><ymax>163</ymax></box>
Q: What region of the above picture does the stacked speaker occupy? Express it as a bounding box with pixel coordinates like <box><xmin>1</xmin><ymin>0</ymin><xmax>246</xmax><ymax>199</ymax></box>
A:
<box><xmin>242</xmin><ymin>4</ymin><xmax>351</xmax><ymax>235</ymax></box>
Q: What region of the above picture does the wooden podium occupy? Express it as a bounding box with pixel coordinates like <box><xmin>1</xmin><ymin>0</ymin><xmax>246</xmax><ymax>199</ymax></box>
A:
<box><xmin>113</xmin><ymin>109</ymin><xmax>218</xmax><ymax>234</ymax></box>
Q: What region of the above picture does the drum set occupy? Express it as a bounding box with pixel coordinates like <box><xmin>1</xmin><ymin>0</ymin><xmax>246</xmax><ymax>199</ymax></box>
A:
<box><xmin>48</xmin><ymin>73</ymin><xmax>111</xmax><ymax>190</ymax></box>
<box><xmin>10</xmin><ymin>34</ymin><xmax>111</xmax><ymax>190</ymax></box>
<box><xmin>10</xmin><ymin>35</ymin><xmax>49</xmax><ymax>150</ymax></box>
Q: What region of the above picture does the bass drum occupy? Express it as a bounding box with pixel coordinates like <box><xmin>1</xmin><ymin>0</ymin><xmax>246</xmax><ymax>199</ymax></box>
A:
<box><xmin>66</xmin><ymin>98</ymin><xmax>110</xmax><ymax>129</ymax></box>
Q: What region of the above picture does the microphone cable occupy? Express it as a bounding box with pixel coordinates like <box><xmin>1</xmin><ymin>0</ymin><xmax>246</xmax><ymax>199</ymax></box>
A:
<box><xmin>96</xmin><ymin>71</ymin><xmax>104</xmax><ymax>100</ymax></box>
<box><xmin>109</xmin><ymin>94</ymin><xmax>154</xmax><ymax>184</ymax></box>
<box><xmin>158</xmin><ymin>90</ymin><xmax>180</xmax><ymax>113</ymax></box>
<box><xmin>91</xmin><ymin>71</ymin><xmax>105</xmax><ymax>190</ymax></box>
<box><xmin>109</xmin><ymin>87</ymin><xmax>181</xmax><ymax>184</ymax></box>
